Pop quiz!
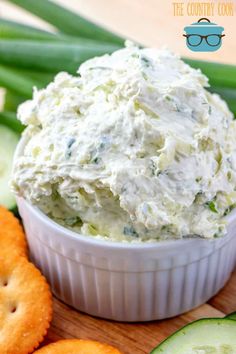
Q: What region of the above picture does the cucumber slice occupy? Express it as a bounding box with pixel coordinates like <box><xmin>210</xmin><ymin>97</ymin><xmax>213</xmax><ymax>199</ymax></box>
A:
<box><xmin>226</xmin><ymin>312</ymin><xmax>236</xmax><ymax>321</ymax></box>
<box><xmin>0</xmin><ymin>124</ymin><xmax>19</xmax><ymax>209</ymax></box>
<box><xmin>151</xmin><ymin>318</ymin><xmax>236</xmax><ymax>354</ymax></box>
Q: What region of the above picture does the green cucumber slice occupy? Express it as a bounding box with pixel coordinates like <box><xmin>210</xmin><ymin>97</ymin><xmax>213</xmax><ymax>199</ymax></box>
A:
<box><xmin>0</xmin><ymin>124</ymin><xmax>19</xmax><ymax>209</ymax></box>
<box><xmin>226</xmin><ymin>312</ymin><xmax>236</xmax><ymax>321</ymax></box>
<box><xmin>151</xmin><ymin>318</ymin><xmax>236</xmax><ymax>354</ymax></box>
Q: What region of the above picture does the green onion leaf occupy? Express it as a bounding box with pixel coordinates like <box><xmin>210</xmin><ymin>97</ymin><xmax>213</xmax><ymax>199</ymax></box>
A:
<box><xmin>0</xmin><ymin>111</ymin><xmax>24</xmax><ymax>133</ymax></box>
<box><xmin>8</xmin><ymin>0</ymin><xmax>124</xmax><ymax>45</ymax></box>
<box><xmin>0</xmin><ymin>19</ymin><xmax>118</xmax><ymax>46</ymax></box>
<box><xmin>0</xmin><ymin>18</ymin><xmax>57</xmax><ymax>41</ymax></box>
<box><xmin>208</xmin><ymin>86</ymin><xmax>236</xmax><ymax>117</ymax></box>
<box><xmin>0</xmin><ymin>64</ymin><xmax>36</xmax><ymax>97</ymax></box>
<box><xmin>12</xmin><ymin>68</ymin><xmax>55</xmax><ymax>87</ymax></box>
<box><xmin>183</xmin><ymin>58</ymin><xmax>236</xmax><ymax>89</ymax></box>
<box><xmin>0</xmin><ymin>40</ymin><xmax>120</xmax><ymax>74</ymax></box>
<box><xmin>3</xmin><ymin>91</ymin><xmax>25</xmax><ymax>111</ymax></box>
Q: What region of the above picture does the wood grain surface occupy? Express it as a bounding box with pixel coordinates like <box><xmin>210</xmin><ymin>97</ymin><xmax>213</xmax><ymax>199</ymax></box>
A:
<box><xmin>40</xmin><ymin>270</ymin><xmax>235</xmax><ymax>353</ymax></box>
<box><xmin>0</xmin><ymin>1</ymin><xmax>235</xmax><ymax>353</ymax></box>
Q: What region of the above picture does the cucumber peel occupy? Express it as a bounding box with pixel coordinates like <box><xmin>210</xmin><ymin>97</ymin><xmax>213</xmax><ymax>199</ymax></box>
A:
<box><xmin>226</xmin><ymin>312</ymin><xmax>236</xmax><ymax>321</ymax></box>
<box><xmin>150</xmin><ymin>318</ymin><xmax>236</xmax><ymax>354</ymax></box>
<box><xmin>10</xmin><ymin>205</ymin><xmax>20</xmax><ymax>218</ymax></box>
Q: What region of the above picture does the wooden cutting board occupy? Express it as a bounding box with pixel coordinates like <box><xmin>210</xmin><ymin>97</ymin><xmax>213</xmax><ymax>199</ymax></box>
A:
<box><xmin>39</xmin><ymin>270</ymin><xmax>236</xmax><ymax>353</ymax></box>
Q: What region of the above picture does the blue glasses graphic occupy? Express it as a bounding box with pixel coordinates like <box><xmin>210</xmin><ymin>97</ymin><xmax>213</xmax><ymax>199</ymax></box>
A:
<box><xmin>183</xmin><ymin>34</ymin><xmax>225</xmax><ymax>47</ymax></box>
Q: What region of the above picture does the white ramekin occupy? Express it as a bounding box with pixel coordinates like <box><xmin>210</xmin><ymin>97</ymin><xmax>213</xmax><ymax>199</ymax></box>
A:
<box><xmin>17</xmin><ymin>196</ymin><xmax>236</xmax><ymax>322</ymax></box>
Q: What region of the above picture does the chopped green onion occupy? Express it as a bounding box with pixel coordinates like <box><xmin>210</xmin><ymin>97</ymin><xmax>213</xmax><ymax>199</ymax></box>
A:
<box><xmin>224</xmin><ymin>204</ymin><xmax>236</xmax><ymax>216</ymax></box>
<box><xmin>123</xmin><ymin>226</ymin><xmax>139</xmax><ymax>237</ymax></box>
<box><xmin>206</xmin><ymin>201</ymin><xmax>218</xmax><ymax>213</ymax></box>
<box><xmin>8</xmin><ymin>0</ymin><xmax>124</xmax><ymax>45</ymax></box>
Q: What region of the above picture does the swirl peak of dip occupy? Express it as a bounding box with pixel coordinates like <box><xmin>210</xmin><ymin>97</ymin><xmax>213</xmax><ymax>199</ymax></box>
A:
<box><xmin>12</xmin><ymin>43</ymin><xmax>236</xmax><ymax>241</ymax></box>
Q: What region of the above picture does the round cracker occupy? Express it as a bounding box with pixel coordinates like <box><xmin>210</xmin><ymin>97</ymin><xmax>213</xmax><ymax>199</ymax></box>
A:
<box><xmin>0</xmin><ymin>205</ymin><xmax>27</xmax><ymax>257</ymax></box>
<box><xmin>0</xmin><ymin>254</ymin><xmax>52</xmax><ymax>354</ymax></box>
<box><xmin>33</xmin><ymin>339</ymin><xmax>123</xmax><ymax>354</ymax></box>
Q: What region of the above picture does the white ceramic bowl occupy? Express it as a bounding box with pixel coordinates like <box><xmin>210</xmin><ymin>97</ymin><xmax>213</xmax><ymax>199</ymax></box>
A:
<box><xmin>17</xmin><ymin>197</ymin><xmax>236</xmax><ymax>322</ymax></box>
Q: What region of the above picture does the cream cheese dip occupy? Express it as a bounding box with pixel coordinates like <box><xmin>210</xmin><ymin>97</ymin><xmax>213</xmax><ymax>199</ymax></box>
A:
<box><xmin>12</xmin><ymin>43</ymin><xmax>236</xmax><ymax>241</ymax></box>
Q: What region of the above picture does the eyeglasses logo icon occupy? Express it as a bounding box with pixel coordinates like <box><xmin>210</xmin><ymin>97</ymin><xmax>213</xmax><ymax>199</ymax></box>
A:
<box><xmin>183</xmin><ymin>18</ymin><xmax>225</xmax><ymax>52</ymax></box>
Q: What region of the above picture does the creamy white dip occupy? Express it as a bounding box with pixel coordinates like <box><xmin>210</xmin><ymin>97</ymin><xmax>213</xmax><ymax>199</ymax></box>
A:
<box><xmin>12</xmin><ymin>43</ymin><xmax>236</xmax><ymax>241</ymax></box>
